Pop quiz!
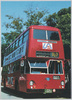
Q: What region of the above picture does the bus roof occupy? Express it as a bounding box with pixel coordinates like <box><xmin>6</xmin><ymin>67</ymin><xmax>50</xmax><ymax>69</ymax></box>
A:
<box><xmin>29</xmin><ymin>25</ymin><xmax>59</xmax><ymax>31</ymax></box>
<box><xmin>5</xmin><ymin>25</ymin><xmax>60</xmax><ymax>50</ymax></box>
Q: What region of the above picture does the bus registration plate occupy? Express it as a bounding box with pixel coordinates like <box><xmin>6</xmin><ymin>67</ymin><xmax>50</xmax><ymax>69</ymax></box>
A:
<box><xmin>44</xmin><ymin>89</ymin><xmax>52</xmax><ymax>93</ymax></box>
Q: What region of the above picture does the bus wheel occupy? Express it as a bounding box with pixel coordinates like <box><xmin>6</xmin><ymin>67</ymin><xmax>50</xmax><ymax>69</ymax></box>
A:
<box><xmin>15</xmin><ymin>80</ymin><xmax>19</xmax><ymax>91</ymax></box>
<box><xmin>4</xmin><ymin>79</ymin><xmax>6</xmax><ymax>89</ymax></box>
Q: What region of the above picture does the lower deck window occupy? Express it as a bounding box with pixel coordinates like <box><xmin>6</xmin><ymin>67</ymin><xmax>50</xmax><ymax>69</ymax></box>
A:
<box><xmin>49</xmin><ymin>61</ymin><xmax>63</xmax><ymax>74</ymax></box>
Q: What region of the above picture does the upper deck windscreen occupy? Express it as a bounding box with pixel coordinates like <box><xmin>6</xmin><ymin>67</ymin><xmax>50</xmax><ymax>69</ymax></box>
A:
<box><xmin>33</xmin><ymin>29</ymin><xmax>60</xmax><ymax>41</ymax></box>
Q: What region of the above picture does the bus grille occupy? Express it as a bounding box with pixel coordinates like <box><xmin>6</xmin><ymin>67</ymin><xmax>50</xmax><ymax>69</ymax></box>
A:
<box><xmin>36</xmin><ymin>51</ymin><xmax>59</xmax><ymax>58</ymax></box>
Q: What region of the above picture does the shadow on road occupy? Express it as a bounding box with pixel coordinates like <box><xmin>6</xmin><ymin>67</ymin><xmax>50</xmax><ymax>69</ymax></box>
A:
<box><xmin>1</xmin><ymin>86</ymin><xmax>71</xmax><ymax>99</ymax></box>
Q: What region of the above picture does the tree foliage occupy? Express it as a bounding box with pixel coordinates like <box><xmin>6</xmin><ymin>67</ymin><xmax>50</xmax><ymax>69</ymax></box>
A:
<box><xmin>2</xmin><ymin>15</ymin><xmax>24</xmax><ymax>44</ymax></box>
<box><xmin>1</xmin><ymin>43</ymin><xmax>8</xmax><ymax>66</ymax></box>
<box><xmin>24</xmin><ymin>9</ymin><xmax>48</xmax><ymax>28</ymax></box>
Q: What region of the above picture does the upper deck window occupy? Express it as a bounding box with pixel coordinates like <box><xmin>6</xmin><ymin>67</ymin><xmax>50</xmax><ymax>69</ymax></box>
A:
<box><xmin>16</xmin><ymin>39</ymin><xmax>18</xmax><ymax>48</ymax></box>
<box><xmin>23</xmin><ymin>30</ymin><xmax>29</xmax><ymax>43</ymax></box>
<box><xmin>33</xmin><ymin>30</ymin><xmax>46</xmax><ymax>40</ymax></box>
<box><xmin>33</xmin><ymin>29</ymin><xmax>60</xmax><ymax>41</ymax></box>
<box><xmin>47</xmin><ymin>31</ymin><xmax>59</xmax><ymax>40</ymax></box>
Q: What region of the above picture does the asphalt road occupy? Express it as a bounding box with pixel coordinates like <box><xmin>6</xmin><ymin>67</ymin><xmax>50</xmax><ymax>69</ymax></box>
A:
<box><xmin>1</xmin><ymin>86</ymin><xmax>71</xmax><ymax>99</ymax></box>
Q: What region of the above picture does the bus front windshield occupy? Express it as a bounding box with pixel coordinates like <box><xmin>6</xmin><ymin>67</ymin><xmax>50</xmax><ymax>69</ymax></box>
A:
<box><xmin>33</xmin><ymin>29</ymin><xmax>60</xmax><ymax>41</ymax></box>
<box><xmin>28</xmin><ymin>60</ymin><xmax>63</xmax><ymax>74</ymax></box>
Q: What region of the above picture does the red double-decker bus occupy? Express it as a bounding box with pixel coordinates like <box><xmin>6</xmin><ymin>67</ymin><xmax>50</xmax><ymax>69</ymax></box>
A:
<box><xmin>2</xmin><ymin>25</ymin><xmax>65</xmax><ymax>94</ymax></box>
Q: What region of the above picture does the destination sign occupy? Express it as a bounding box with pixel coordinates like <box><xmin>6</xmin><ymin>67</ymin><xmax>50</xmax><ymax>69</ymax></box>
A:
<box><xmin>36</xmin><ymin>51</ymin><xmax>59</xmax><ymax>58</ymax></box>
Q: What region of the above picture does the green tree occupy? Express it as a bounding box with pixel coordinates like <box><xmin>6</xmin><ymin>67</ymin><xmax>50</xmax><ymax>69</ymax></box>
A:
<box><xmin>24</xmin><ymin>9</ymin><xmax>48</xmax><ymax>28</ymax></box>
<box><xmin>1</xmin><ymin>43</ymin><xmax>8</xmax><ymax>66</ymax></box>
<box><xmin>2</xmin><ymin>15</ymin><xmax>24</xmax><ymax>44</ymax></box>
<box><xmin>44</xmin><ymin>13</ymin><xmax>59</xmax><ymax>27</ymax></box>
<box><xmin>45</xmin><ymin>7</ymin><xmax>71</xmax><ymax>59</ymax></box>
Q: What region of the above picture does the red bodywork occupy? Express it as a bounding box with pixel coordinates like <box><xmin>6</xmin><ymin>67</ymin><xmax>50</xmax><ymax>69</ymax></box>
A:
<box><xmin>27</xmin><ymin>74</ymin><xmax>65</xmax><ymax>89</ymax></box>
<box><xmin>3</xmin><ymin>25</ymin><xmax>65</xmax><ymax>93</ymax></box>
<box><xmin>23</xmin><ymin>25</ymin><xmax>65</xmax><ymax>93</ymax></box>
<box><xmin>18</xmin><ymin>73</ymin><xmax>65</xmax><ymax>93</ymax></box>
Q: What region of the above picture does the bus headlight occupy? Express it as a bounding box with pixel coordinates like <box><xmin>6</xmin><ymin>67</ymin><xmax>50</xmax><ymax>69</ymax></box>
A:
<box><xmin>29</xmin><ymin>81</ymin><xmax>34</xmax><ymax>86</ymax></box>
<box><xmin>61</xmin><ymin>81</ymin><xmax>64</xmax><ymax>85</ymax></box>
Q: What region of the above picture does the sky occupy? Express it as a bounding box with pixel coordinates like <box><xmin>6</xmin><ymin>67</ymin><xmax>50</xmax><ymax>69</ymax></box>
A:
<box><xmin>1</xmin><ymin>1</ymin><xmax>71</xmax><ymax>34</ymax></box>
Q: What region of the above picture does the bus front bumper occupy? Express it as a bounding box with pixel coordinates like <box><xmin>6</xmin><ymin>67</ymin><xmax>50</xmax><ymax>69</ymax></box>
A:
<box><xmin>27</xmin><ymin>89</ymin><xmax>65</xmax><ymax>94</ymax></box>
